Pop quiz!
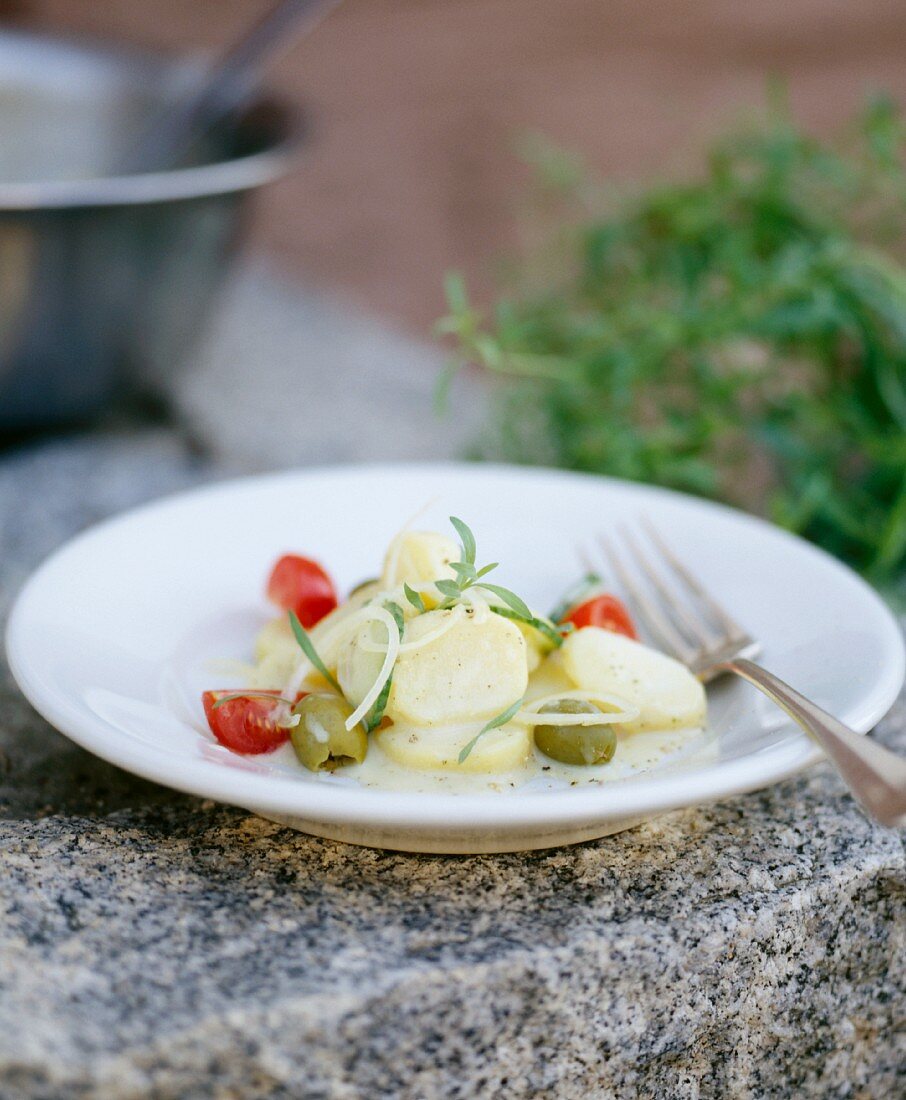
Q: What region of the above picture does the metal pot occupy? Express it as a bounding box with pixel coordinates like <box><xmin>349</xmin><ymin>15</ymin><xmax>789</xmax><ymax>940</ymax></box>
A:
<box><xmin>0</xmin><ymin>30</ymin><xmax>302</xmax><ymax>430</ymax></box>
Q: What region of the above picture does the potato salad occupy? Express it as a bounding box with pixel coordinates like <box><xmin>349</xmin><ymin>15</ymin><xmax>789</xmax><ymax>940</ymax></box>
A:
<box><xmin>202</xmin><ymin>518</ymin><xmax>706</xmax><ymax>781</ymax></box>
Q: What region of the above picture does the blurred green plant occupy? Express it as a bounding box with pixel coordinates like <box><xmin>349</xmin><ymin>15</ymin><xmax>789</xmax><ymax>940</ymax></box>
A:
<box><xmin>437</xmin><ymin>93</ymin><xmax>906</xmax><ymax>590</ymax></box>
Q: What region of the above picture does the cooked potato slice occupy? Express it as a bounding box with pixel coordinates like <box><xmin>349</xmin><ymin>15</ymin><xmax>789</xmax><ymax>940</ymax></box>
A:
<box><xmin>525</xmin><ymin>649</ymin><xmax>575</xmax><ymax>702</ymax></box>
<box><xmin>561</xmin><ymin>627</ymin><xmax>705</xmax><ymax>732</ymax></box>
<box><xmin>336</xmin><ymin>619</ymin><xmax>391</xmax><ymax>712</ymax></box>
<box><xmin>309</xmin><ymin>580</ymin><xmax>380</xmax><ymax>644</ymax></box>
<box><xmin>254</xmin><ymin>580</ymin><xmax>381</xmax><ymax>687</ymax></box>
<box><xmin>387</xmin><ymin>610</ymin><xmax>528</xmax><ymax>726</ymax></box>
<box><xmin>376</xmin><ymin>722</ymin><xmax>531</xmax><ymax>773</ymax></box>
<box><xmin>513</xmin><ymin>619</ymin><xmax>549</xmax><ymax>673</ymax></box>
<box><xmin>381</xmin><ymin>531</ymin><xmax>459</xmax><ymax>590</ymax></box>
<box><xmin>306</xmin><ymin>580</ymin><xmax>385</xmax><ymax>672</ymax></box>
<box><xmin>251</xmin><ymin>618</ymin><xmax>299</xmax><ymax>687</ymax></box>
<box><xmin>254</xmin><ymin>616</ymin><xmax>293</xmax><ymax>664</ymax></box>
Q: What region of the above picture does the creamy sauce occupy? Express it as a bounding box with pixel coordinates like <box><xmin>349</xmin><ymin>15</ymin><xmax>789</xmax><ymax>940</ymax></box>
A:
<box><xmin>215</xmin><ymin>632</ymin><xmax>713</xmax><ymax>794</ymax></box>
<box><xmin>314</xmin><ymin>723</ymin><xmax>713</xmax><ymax>795</ymax></box>
<box><xmin>209</xmin><ymin>580</ymin><xmax>714</xmax><ymax>793</ymax></box>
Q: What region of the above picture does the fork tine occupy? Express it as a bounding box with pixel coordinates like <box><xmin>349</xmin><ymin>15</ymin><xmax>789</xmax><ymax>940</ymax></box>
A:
<box><xmin>619</xmin><ymin>525</ymin><xmax>715</xmax><ymax>649</ymax></box>
<box><xmin>597</xmin><ymin>533</ymin><xmax>698</xmax><ymax>663</ymax></box>
<box><xmin>640</xmin><ymin>518</ymin><xmax>749</xmax><ymax>641</ymax></box>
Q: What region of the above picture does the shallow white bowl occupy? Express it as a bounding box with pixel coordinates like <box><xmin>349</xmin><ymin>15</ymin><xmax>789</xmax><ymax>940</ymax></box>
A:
<box><xmin>7</xmin><ymin>464</ymin><xmax>904</xmax><ymax>853</ymax></box>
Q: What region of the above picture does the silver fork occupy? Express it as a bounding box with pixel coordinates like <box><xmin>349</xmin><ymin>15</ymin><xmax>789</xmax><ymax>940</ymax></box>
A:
<box><xmin>592</xmin><ymin>520</ymin><xmax>906</xmax><ymax>828</ymax></box>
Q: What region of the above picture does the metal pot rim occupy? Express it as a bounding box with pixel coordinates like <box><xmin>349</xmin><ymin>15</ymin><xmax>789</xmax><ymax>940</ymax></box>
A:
<box><xmin>0</xmin><ymin>139</ymin><xmax>302</xmax><ymax>210</ymax></box>
<box><xmin>0</xmin><ymin>29</ymin><xmax>304</xmax><ymax>210</ymax></box>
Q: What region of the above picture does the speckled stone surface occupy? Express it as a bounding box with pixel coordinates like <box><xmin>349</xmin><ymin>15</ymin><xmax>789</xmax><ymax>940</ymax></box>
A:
<box><xmin>1</xmin><ymin>269</ymin><xmax>904</xmax><ymax>1099</ymax></box>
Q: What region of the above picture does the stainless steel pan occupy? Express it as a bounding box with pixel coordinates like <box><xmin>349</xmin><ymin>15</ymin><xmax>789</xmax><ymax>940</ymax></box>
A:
<box><xmin>0</xmin><ymin>30</ymin><xmax>302</xmax><ymax>430</ymax></box>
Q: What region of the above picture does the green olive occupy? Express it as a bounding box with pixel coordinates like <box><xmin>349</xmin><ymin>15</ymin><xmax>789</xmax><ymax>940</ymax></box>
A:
<box><xmin>534</xmin><ymin>699</ymin><xmax>617</xmax><ymax>766</ymax></box>
<box><xmin>291</xmin><ymin>694</ymin><xmax>367</xmax><ymax>772</ymax></box>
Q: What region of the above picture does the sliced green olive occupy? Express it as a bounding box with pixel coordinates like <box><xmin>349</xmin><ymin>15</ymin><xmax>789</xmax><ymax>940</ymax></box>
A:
<box><xmin>291</xmin><ymin>694</ymin><xmax>367</xmax><ymax>772</ymax></box>
<box><xmin>534</xmin><ymin>699</ymin><xmax>617</xmax><ymax>766</ymax></box>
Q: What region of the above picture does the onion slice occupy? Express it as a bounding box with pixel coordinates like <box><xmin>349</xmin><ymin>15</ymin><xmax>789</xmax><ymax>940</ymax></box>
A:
<box><xmin>343</xmin><ymin>605</ymin><xmax>401</xmax><ymax>731</ymax></box>
<box><xmin>357</xmin><ymin>604</ymin><xmax>468</xmax><ymax>655</ymax></box>
<box><xmin>516</xmin><ymin>690</ymin><xmax>640</xmax><ymax>726</ymax></box>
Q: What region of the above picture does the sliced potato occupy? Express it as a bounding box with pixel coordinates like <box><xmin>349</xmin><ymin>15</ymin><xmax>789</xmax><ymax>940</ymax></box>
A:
<box><xmin>561</xmin><ymin>627</ymin><xmax>706</xmax><ymax>733</ymax></box>
<box><xmin>253</xmin><ymin>580</ymin><xmax>382</xmax><ymax>687</ymax></box>
<box><xmin>514</xmin><ymin>619</ymin><xmax>548</xmax><ymax>673</ymax></box>
<box><xmin>254</xmin><ymin>616</ymin><xmax>293</xmax><ymax>664</ymax></box>
<box><xmin>376</xmin><ymin>722</ymin><xmax>531</xmax><ymax>773</ymax></box>
<box><xmin>336</xmin><ymin>619</ymin><xmax>391</xmax><ymax>712</ymax></box>
<box><xmin>305</xmin><ymin>581</ymin><xmax>385</xmax><ymax>673</ymax></box>
<box><xmin>525</xmin><ymin>649</ymin><xmax>575</xmax><ymax>702</ymax></box>
<box><xmin>251</xmin><ymin>618</ymin><xmax>299</xmax><ymax>687</ymax></box>
<box><xmin>381</xmin><ymin>530</ymin><xmax>458</xmax><ymax>590</ymax></box>
<box><xmin>387</xmin><ymin>610</ymin><xmax>528</xmax><ymax>726</ymax></box>
<box><xmin>309</xmin><ymin>580</ymin><xmax>381</xmax><ymax>644</ymax></box>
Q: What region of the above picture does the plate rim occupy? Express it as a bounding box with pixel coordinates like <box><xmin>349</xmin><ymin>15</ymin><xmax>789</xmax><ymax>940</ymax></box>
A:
<box><xmin>7</xmin><ymin>461</ymin><xmax>904</xmax><ymax>831</ymax></box>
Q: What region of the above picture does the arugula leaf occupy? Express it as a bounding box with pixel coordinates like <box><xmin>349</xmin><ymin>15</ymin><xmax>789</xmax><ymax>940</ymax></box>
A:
<box><xmin>449</xmin><ymin>515</ymin><xmax>477</xmax><ymax>565</ymax></box>
<box><xmin>288</xmin><ymin>611</ymin><xmax>342</xmax><ymax>694</ymax></box>
<box><xmin>458</xmin><ymin>696</ymin><xmax>526</xmax><ymax>763</ymax></box>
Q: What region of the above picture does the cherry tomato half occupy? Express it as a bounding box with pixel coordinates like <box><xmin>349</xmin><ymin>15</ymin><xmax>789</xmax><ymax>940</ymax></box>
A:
<box><xmin>202</xmin><ymin>690</ymin><xmax>303</xmax><ymax>754</ymax></box>
<box><xmin>266</xmin><ymin>555</ymin><xmax>337</xmax><ymax>627</ymax></box>
<box><xmin>561</xmin><ymin>594</ymin><xmax>637</xmax><ymax>639</ymax></box>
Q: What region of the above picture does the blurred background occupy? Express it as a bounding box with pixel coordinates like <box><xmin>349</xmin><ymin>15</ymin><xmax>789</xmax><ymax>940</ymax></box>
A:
<box><xmin>1</xmin><ymin>0</ymin><xmax>904</xmax><ymax>591</ymax></box>
<box><xmin>11</xmin><ymin>0</ymin><xmax>906</xmax><ymax>328</ymax></box>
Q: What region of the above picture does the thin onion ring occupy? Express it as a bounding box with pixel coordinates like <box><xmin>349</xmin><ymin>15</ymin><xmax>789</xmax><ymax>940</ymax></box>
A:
<box><xmin>515</xmin><ymin>690</ymin><xmax>640</xmax><ymax>727</ymax></box>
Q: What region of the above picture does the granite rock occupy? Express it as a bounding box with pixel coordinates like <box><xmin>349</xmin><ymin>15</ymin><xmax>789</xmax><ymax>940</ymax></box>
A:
<box><xmin>1</xmin><ymin>764</ymin><xmax>903</xmax><ymax>1098</ymax></box>
<box><xmin>0</xmin><ymin>270</ymin><xmax>903</xmax><ymax>1098</ymax></box>
<box><xmin>171</xmin><ymin>265</ymin><xmax>486</xmax><ymax>471</ymax></box>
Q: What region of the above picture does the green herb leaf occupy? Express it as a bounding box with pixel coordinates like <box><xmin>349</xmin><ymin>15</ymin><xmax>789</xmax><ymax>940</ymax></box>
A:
<box><xmin>548</xmin><ymin>573</ymin><xmax>603</xmax><ymax>624</ymax></box>
<box><xmin>364</xmin><ymin>678</ymin><xmax>393</xmax><ymax>733</ymax></box>
<box><xmin>437</xmin><ymin>96</ymin><xmax>906</xmax><ymax>591</ymax></box>
<box><xmin>449</xmin><ymin>515</ymin><xmax>477</xmax><ymax>565</ymax></box>
<box><xmin>457</xmin><ymin>695</ymin><xmax>526</xmax><ymax>763</ymax></box>
<box><xmin>475</xmin><ymin>583</ymin><xmax>532</xmax><ymax>619</ymax></box>
<box><xmin>363</xmin><ymin>600</ymin><xmax>406</xmax><ymax>732</ymax></box>
<box><xmin>433</xmin><ymin>358</ymin><xmax>461</xmax><ymax>417</ymax></box>
<box><xmin>385</xmin><ymin>600</ymin><xmax>406</xmax><ymax>636</ymax></box>
<box><xmin>288</xmin><ymin>611</ymin><xmax>342</xmax><ymax>694</ymax></box>
<box><xmin>434</xmin><ymin>578</ymin><xmax>462</xmax><ymax>599</ymax></box>
<box><xmin>475</xmin><ymin>562</ymin><xmax>499</xmax><ymax>578</ymax></box>
<box><xmin>450</xmin><ymin>560</ymin><xmax>478</xmax><ymax>582</ymax></box>
<box><xmin>490</xmin><ymin>605</ymin><xmax>564</xmax><ymax>648</ymax></box>
<box><xmin>404</xmin><ymin>583</ymin><xmax>426</xmax><ymax>613</ymax></box>
<box><xmin>211</xmin><ymin>691</ymin><xmax>293</xmax><ymax>710</ymax></box>
<box><xmin>443</xmin><ymin>271</ymin><xmax>470</xmax><ymax>314</ymax></box>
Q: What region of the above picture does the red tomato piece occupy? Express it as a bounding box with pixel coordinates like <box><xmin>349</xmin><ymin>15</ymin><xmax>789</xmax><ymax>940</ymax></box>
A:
<box><xmin>266</xmin><ymin>554</ymin><xmax>337</xmax><ymax>627</ymax></box>
<box><xmin>561</xmin><ymin>594</ymin><xmax>637</xmax><ymax>639</ymax></box>
<box><xmin>202</xmin><ymin>690</ymin><xmax>301</xmax><ymax>754</ymax></box>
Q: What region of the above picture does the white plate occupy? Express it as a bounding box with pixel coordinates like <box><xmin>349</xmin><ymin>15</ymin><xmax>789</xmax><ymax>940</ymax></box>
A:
<box><xmin>7</xmin><ymin>464</ymin><xmax>904</xmax><ymax>853</ymax></box>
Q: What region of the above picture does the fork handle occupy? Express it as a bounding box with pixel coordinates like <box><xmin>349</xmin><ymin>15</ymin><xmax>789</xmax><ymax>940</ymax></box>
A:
<box><xmin>722</xmin><ymin>658</ymin><xmax>906</xmax><ymax>828</ymax></box>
